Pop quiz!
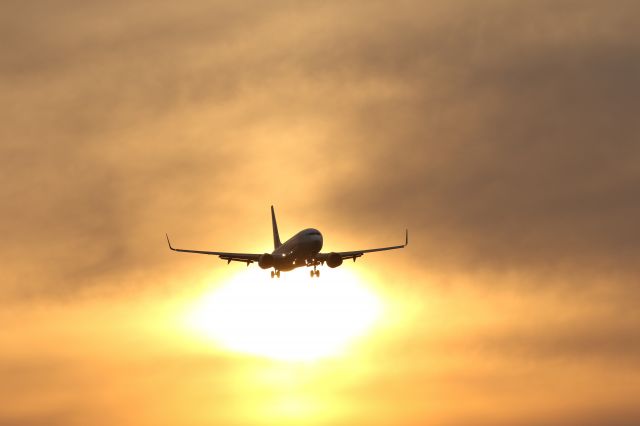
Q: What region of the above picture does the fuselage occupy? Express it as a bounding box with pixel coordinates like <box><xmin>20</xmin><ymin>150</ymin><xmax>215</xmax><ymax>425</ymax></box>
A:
<box><xmin>271</xmin><ymin>228</ymin><xmax>323</xmax><ymax>271</ymax></box>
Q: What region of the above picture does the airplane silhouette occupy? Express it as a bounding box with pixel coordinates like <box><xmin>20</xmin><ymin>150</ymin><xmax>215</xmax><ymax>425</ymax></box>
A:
<box><xmin>166</xmin><ymin>206</ymin><xmax>407</xmax><ymax>278</ymax></box>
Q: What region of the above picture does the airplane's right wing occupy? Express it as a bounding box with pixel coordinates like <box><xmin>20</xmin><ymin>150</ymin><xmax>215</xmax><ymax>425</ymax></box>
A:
<box><xmin>318</xmin><ymin>229</ymin><xmax>408</xmax><ymax>262</ymax></box>
<box><xmin>166</xmin><ymin>234</ymin><xmax>261</xmax><ymax>265</ymax></box>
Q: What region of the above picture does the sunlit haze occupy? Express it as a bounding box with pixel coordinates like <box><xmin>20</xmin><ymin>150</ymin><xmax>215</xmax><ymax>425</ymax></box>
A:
<box><xmin>182</xmin><ymin>268</ymin><xmax>383</xmax><ymax>361</ymax></box>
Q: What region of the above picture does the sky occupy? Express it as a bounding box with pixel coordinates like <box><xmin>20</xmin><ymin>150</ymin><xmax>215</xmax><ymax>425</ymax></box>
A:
<box><xmin>1</xmin><ymin>0</ymin><xmax>640</xmax><ymax>425</ymax></box>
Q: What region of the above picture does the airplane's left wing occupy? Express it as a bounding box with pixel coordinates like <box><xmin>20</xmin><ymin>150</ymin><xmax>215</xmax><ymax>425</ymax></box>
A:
<box><xmin>318</xmin><ymin>229</ymin><xmax>408</xmax><ymax>262</ymax></box>
<box><xmin>166</xmin><ymin>234</ymin><xmax>261</xmax><ymax>265</ymax></box>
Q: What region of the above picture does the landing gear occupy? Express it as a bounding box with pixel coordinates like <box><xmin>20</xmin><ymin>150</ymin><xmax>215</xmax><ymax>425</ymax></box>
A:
<box><xmin>310</xmin><ymin>269</ymin><xmax>320</xmax><ymax>278</ymax></box>
<box><xmin>270</xmin><ymin>270</ymin><xmax>280</xmax><ymax>279</ymax></box>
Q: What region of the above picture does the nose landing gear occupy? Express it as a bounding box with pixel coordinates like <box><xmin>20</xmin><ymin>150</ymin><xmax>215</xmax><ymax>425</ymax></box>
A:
<box><xmin>310</xmin><ymin>269</ymin><xmax>320</xmax><ymax>278</ymax></box>
<box><xmin>271</xmin><ymin>270</ymin><xmax>280</xmax><ymax>278</ymax></box>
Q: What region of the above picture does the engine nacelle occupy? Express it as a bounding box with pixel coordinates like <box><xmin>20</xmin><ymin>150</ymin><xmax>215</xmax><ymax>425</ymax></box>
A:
<box><xmin>258</xmin><ymin>253</ymin><xmax>274</xmax><ymax>269</ymax></box>
<box><xmin>326</xmin><ymin>252</ymin><xmax>343</xmax><ymax>268</ymax></box>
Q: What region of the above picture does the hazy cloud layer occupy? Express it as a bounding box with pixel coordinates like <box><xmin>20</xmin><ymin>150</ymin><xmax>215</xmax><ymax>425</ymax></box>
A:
<box><xmin>2</xmin><ymin>0</ymin><xmax>639</xmax><ymax>297</ymax></box>
<box><xmin>1</xmin><ymin>1</ymin><xmax>640</xmax><ymax>425</ymax></box>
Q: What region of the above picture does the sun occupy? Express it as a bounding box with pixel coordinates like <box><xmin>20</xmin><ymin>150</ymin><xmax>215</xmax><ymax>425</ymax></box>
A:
<box><xmin>181</xmin><ymin>267</ymin><xmax>384</xmax><ymax>361</ymax></box>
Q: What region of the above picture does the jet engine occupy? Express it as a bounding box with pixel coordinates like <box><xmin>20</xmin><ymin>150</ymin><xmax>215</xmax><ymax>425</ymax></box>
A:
<box><xmin>326</xmin><ymin>252</ymin><xmax>343</xmax><ymax>268</ymax></box>
<box><xmin>258</xmin><ymin>253</ymin><xmax>274</xmax><ymax>269</ymax></box>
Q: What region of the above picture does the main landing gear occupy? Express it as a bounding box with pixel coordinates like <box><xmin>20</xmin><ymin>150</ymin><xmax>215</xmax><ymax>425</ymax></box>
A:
<box><xmin>310</xmin><ymin>269</ymin><xmax>320</xmax><ymax>278</ymax></box>
<box><xmin>270</xmin><ymin>270</ymin><xmax>280</xmax><ymax>279</ymax></box>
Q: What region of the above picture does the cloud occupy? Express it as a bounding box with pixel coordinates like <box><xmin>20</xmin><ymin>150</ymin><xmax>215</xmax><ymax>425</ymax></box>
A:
<box><xmin>312</xmin><ymin>0</ymin><xmax>640</xmax><ymax>279</ymax></box>
<box><xmin>3</xmin><ymin>0</ymin><xmax>639</xmax><ymax>298</ymax></box>
<box><xmin>1</xmin><ymin>2</ymin><xmax>639</xmax><ymax>423</ymax></box>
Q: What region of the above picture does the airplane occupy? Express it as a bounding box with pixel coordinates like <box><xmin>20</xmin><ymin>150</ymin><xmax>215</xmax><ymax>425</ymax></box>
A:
<box><xmin>166</xmin><ymin>206</ymin><xmax>407</xmax><ymax>278</ymax></box>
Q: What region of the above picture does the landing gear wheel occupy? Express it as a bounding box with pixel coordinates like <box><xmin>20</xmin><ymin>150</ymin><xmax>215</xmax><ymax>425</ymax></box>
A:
<box><xmin>310</xmin><ymin>270</ymin><xmax>314</xmax><ymax>278</ymax></box>
<box><xmin>276</xmin><ymin>270</ymin><xmax>281</xmax><ymax>278</ymax></box>
<box><xmin>270</xmin><ymin>271</ymin><xmax>275</xmax><ymax>279</ymax></box>
<box><xmin>315</xmin><ymin>270</ymin><xmax>320</xmax><ymax>277</ymax></box>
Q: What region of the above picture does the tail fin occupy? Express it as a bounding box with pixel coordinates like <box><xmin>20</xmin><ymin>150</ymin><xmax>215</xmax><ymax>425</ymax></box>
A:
<box><xmin>271</xmin><ymin>205</ymin><xmax>282</xmax><ymax>249</ymax></box>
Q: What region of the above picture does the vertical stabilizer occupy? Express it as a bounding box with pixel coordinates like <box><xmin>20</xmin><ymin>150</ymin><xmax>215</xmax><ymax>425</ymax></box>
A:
<box><xmin>271</xmin><ymin>205</ymin><xmax>282</xmax><ymax>249</ymax></box>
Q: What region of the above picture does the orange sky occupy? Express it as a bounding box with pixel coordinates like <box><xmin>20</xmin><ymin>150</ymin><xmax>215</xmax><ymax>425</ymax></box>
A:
<box><xmin>2</xmin><ymin>1</ymin><xmax>640</xmax><ymax>425</ymax></box>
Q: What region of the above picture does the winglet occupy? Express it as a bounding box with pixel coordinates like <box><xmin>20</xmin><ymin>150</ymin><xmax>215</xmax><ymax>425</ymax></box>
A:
<box><xmin>166</xmin><ymin>233</ymin><xmax>175</xmax><ymax>251</ymax></box>
<box><xmin>405</xmin><ymin>229</ymin><xmax>409</xmax><ymax>246</ymax></box>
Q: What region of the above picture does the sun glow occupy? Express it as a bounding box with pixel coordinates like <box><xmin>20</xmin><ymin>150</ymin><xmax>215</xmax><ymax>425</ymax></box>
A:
<box><xmin>182</xmin><ymin>267</ymin><xmax>383</xmax><ymax>361</ymax></box>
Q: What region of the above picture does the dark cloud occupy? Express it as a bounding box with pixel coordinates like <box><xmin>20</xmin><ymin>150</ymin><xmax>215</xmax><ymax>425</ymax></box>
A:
<box><xmin>315</xmin><ymin>0</ymin><xmax>640</xmax><ymax>279</ymax></box>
